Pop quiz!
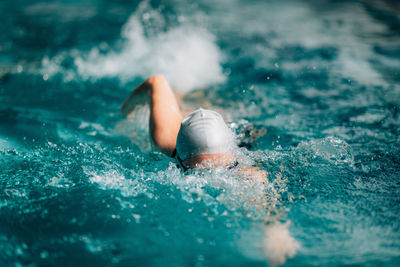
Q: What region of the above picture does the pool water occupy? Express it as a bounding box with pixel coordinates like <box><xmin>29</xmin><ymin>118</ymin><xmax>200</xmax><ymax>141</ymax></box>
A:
<box><xmin>1</xmin><ymin>0</ymin><xmax>400</xmax><ymax>266</ymax></box>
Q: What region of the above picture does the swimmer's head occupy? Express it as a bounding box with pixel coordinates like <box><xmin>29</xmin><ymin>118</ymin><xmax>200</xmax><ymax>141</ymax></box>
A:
<box><xmin>176</xmin><ymin>108</ymin><xmax>237</xmax><ymax>168</ymax></box>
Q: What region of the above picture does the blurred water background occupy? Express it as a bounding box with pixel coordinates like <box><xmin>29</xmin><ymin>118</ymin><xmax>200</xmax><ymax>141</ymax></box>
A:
<box><xmin>1</xmin><ymin>0</ymin><xmax>400</xmax><ymax>266</ymax></box>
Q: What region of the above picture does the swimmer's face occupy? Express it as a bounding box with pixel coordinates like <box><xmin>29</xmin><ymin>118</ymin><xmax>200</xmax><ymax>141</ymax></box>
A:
<box><xmin>182</xmin><ymin>154</ymin><xmax>236</xmax><ymax>169</ymax></box>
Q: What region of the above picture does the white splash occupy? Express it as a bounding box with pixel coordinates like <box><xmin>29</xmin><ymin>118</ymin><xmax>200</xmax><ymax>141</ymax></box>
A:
<box><xmin>41</xmin><ymin>2</ymin><xmax>226</xmax><ymax>92</ymax></box>
<box><xmin>84</xmin><ymin>167</ymin><xmax>154</xmax><ymax>199</ymax></box>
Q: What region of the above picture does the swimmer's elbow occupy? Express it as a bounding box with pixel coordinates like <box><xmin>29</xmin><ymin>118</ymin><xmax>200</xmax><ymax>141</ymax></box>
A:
<box><xmin>147</xmin><ymin>74</ymin><xmax>167</xmax><ymax>84</ymax></box>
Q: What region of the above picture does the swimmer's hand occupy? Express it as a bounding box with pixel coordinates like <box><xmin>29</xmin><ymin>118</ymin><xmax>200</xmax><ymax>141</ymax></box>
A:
<box><xmin>238</xmin><ymin>167</ymin><xmax>268</xmax><ymax>183</ymax></box>
<box><xmin>120</xmin><ymin>80</ymin><xmax>152</xmax><ymax>116</ymax></box>
<box><xmin>263</xmin><ymin>222</ymin><xmax>300</xmax><ymax>266</ymax></box>
<box><xmin>120</xmin><ymin>91</ymin><xmax>149</xmax><ymax>117</ymax></box>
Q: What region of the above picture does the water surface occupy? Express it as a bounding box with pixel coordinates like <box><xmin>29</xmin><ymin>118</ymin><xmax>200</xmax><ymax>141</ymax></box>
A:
<box><xmin>1</xmin><ymin>0</ymin><xmax>400</xmax><ymax>266</ymax></box>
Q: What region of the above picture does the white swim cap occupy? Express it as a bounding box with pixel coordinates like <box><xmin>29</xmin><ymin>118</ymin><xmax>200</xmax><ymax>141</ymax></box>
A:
<box><xmin>176</xmin><ymin>108</ymin><xmax>236</xmax><ymax>161</ymax></box>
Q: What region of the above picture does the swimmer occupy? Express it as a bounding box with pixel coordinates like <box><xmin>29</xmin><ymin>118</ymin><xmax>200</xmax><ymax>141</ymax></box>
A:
<box><xmin>121</xmin><ymin>75</ymin><xmax>299</xmax><ymax>264</ymax></box>
<box><xmin>121</xmin><ymin>74</ymin><xmax>266</xmax><ymax>179</ymax></box>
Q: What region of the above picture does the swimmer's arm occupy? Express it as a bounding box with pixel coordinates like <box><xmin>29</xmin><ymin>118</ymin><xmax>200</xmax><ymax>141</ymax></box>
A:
<box><xmin>238</xmin><ymin>167</ymin><xmax>268</xmax><ymax>183</ymax></box>
<box><xmin>120</xmin><ymin>75</ymin><xmax>182</xmax><ymax>156</ymax></box>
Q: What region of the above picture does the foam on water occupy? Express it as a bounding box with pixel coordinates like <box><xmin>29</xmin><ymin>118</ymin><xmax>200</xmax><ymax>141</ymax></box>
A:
<box><xmin>41</xmin><ymin>1</ymin><xmax>225</xmax><ymax>92</ymax></box>
<box><xmin>294</xmin><ymin>136</ymin><xmax>354</xmax><ymax>167</ymax></box>
<box><xmin>276</xmin><ymin>2</ymin><xmax>388</xmax><ymax>86</ymax></box>
<box><xmin>81</xmin><ymin>145</ymin><xmax>300</xmax><ymax>264</ymax></box>
<box><xmin>75</xmin><ymin>135</ymin><xmax>358</xmax><ymax>265</ymax></box>
<box><xmin>268</xmin><ymin>1</ymin><xmax>391</xmax><ymax>87</ymax></box>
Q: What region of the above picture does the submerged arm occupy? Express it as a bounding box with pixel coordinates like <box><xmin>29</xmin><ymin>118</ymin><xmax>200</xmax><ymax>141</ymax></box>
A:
<box><xmin>238</xmin><ymin>167</ymin><xmax>269</xmax><ymax>183</ymax></box>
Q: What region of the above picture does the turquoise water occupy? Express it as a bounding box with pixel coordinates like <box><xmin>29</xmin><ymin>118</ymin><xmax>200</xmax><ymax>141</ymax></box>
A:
<box><xmin>1</xmin><ymin>0</ymin><xmax>400</xmax><ymax>266</ymax></box>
